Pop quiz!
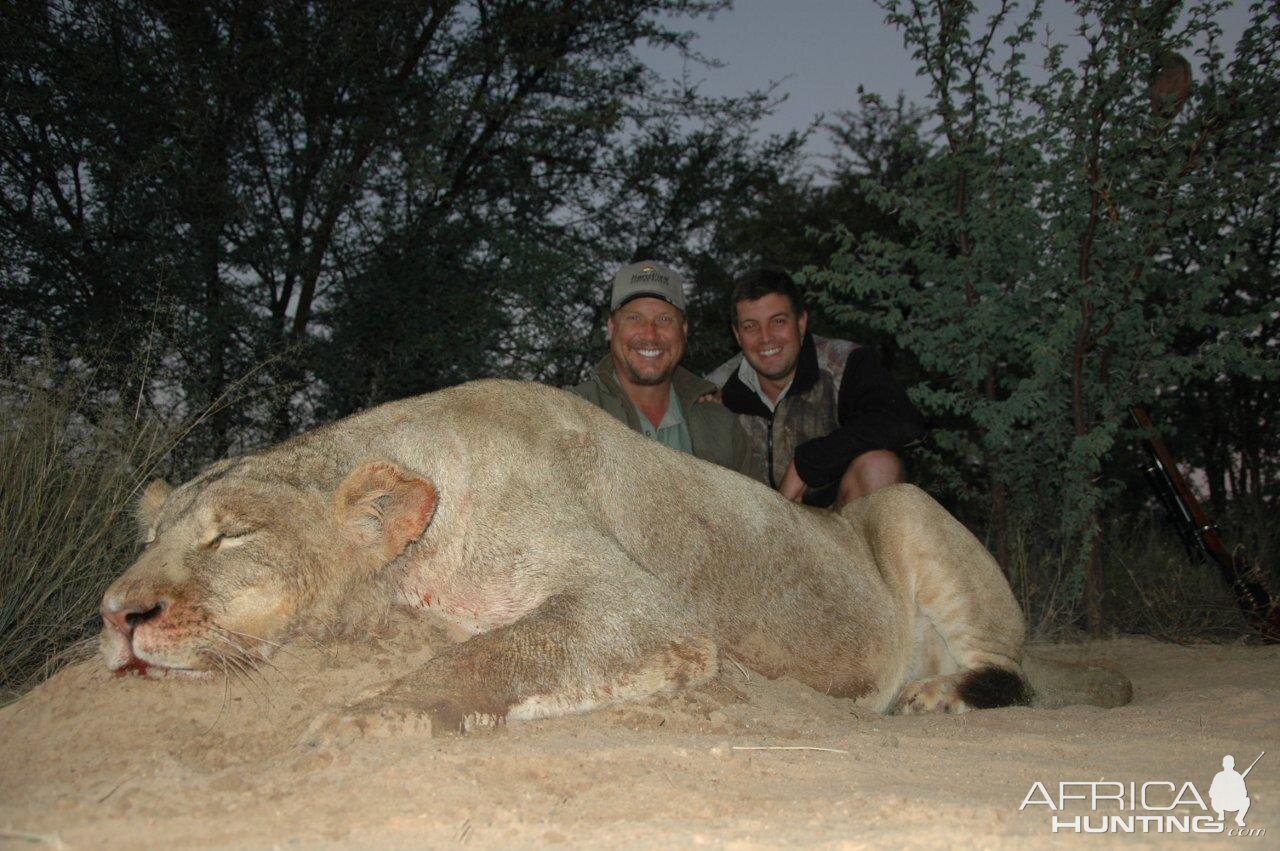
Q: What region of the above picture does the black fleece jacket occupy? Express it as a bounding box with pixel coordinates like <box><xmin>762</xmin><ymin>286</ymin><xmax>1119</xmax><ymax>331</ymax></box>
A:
<box><xmin>719</xmin><ymin>334</ymin><xmax>926</xmax><ymax>488</ymax></box>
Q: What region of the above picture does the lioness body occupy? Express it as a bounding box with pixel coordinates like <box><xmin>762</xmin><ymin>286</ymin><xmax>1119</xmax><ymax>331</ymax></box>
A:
<box><xmin>101</xmin><ymin>380</ymin><xmax>1122</xmax><ymax>731</ymax></box>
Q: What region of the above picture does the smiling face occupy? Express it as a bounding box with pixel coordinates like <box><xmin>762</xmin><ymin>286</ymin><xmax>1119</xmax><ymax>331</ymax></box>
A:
<box><xmin>606</xmin><ymin>296</ymin><xmax>688</xmax><ymax>387</ymax></box>
<box><xmin>732</xmin><ymin>292</ymin><xmax>809</xmax><ymax>385</ymax></box>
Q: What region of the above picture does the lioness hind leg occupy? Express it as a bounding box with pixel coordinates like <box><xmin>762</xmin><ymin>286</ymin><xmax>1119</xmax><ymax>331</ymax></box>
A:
<box><xmin>846</xmin><ymin>485</ymin><xmax>1029</xmax><ymax>714</ymax></box>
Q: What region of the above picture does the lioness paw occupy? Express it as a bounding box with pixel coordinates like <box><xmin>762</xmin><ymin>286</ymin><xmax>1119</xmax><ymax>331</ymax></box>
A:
<box><xmin>422</xmin><ymin>697</ymin><xmax>505</xmax><ymax>736</ymax></box>
<box><xmin>892</xmin><ymin>668</ymin><xmax>1030</xmax><ymax>715</ymax></box>
<box><xmin>301</xmin><ymin>695</ymin><xmax>506</xmax><ymax>747</ymax></box>
<box><xmin>891</xmin><ymin>675</ymin><xmax>971</xmax><ymax>715</ymax></box>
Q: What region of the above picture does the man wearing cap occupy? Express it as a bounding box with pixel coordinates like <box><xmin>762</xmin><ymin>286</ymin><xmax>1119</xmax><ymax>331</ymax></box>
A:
<box><xmin>571</xmin><ymin>261</ymin><xmax>754</xmax><ymax>477</ymax></box>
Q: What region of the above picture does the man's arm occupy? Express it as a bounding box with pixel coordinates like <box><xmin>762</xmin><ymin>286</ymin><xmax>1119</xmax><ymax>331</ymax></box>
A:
<box><xmin>791</xmin><ymin>347</ymin><xmax>925</xmax><ymax>488</ymax></box>
<box><xmin>567</xmin><ymin>380</ymin><xmax>598</xmax><ymax>405</ymax></box>
<box><xmin>689</xmin><ymin>397</ymin><xmax>763</xmax><ymax>483</ymax></box>
<box><xmin>777</xmin><ymin>461</ymin><xmax>807</xmax><ymax>501</ymax></box>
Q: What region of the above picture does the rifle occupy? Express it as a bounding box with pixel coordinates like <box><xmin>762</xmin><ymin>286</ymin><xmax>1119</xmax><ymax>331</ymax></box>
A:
<box><xmin>1131</xmin><ymin>406</ymin><xmax>1280</xmax><ymax>642</ymax></box>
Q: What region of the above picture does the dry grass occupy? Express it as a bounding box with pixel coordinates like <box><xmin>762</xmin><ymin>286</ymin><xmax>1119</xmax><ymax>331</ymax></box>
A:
<box><xmin>1104</xmin><ymin>504</ymin><xmax>1279</xmax><ymax>643</ymax></box>
<box><xmin>1003</xmin><ymin>509</ymin><xmax>1278</xmax><ymax>643</ymax></box>
<box><xmin>0</xmin><ymin>367</ymin><xmax>166</xmax><ymax>701</ymax></box>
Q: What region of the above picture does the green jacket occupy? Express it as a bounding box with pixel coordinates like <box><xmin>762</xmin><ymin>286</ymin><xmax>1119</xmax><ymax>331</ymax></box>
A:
<box><xmin>571</xmin><ymin>356</ymin><xmax>757</xmax><ymax>481</ymax></box>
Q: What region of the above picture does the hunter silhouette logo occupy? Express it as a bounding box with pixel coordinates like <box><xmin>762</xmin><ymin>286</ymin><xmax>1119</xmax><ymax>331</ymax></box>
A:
<box><xmin>1020</xmin><ymin>751</ymin><xmax>1267</xmax><ymax>836</ymax></box>
<box><xmin>1211</xmin><ymin>752</ymin><xmax>1264</xmax><ymax>827</ymax></box>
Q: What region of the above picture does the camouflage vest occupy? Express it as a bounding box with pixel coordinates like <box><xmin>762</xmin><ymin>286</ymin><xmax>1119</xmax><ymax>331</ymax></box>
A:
<box><xmin>709</xmin><ymin>335</ymin><xmax>857</xmax><ymax>488</ymax></box>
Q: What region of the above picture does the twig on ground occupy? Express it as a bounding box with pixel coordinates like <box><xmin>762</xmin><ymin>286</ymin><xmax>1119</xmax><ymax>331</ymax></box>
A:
<box><xmin>96</xmin><ymin>768</ymin><xmax>139</xmax><ymax>803</ymax></box>
<box><xmin>731</xmin><ymin>745</ymin><xmax>849</xmax><ymax>754</ymax></box>
<box><xmin>726</xmin><ymin>657</ymin><xmax>752</xmax><ymax>683</ymax></box>
<box><xmin>0</xmin><ymin>828</ymin><xmax>67</xmax><ymax>847</ymax></box>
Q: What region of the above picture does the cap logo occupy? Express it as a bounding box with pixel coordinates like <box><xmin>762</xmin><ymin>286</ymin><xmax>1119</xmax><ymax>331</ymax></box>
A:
<box><xmin>610</xmin><ymin>260</ymin><xmax>684</xmax><ymax>312</ymax></box>
<box><xmin>631</xmin><ymin>270</ymin><xmax>669</xmax><ymax>286</ymax></box>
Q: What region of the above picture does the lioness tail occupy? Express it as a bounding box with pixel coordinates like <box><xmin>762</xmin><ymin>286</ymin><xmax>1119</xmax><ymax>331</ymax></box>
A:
<box><xmin>1021</xmin><ymin>654</ymin><xmax>1133</xmax><ymax>709</ymax></box>
<box><xmin>957</xmin><ymin>666</ymin><xmax>1033</xmax><ymax>709</ymax></box>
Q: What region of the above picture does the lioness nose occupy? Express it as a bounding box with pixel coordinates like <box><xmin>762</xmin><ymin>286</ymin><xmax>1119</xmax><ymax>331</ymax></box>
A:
<box><xmin>101</xmin><ymin>599</ymin><xmax>167</xmax><ymax>639</ymax></box>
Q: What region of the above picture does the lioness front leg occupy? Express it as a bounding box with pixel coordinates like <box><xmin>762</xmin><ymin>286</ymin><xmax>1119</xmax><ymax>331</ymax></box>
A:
<box><xmin>309</xmin><ymin>554</ymin><xmax>715</xmax><ymax>742</ymax></box>
<box><xmin>376</xmin><ymin>593</ymin><xmax>715</xmax><ymax>734</ymax></box>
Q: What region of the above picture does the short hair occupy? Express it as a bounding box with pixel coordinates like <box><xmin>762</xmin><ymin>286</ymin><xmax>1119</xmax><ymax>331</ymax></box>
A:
<box><xmin>729</xmin><ymin>268</ymin><xmax>807</xmax><ymax>326</ymax></box>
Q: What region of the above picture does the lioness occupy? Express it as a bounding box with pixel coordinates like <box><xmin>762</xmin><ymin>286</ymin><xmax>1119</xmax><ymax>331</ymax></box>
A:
<box><xmin>101</xmin><ymin>380</ymin><xmax>1129</xmax><ymax>734</ymax></box>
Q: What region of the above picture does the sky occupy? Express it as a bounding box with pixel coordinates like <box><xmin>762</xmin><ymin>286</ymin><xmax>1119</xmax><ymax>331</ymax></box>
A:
<box><xmin>638</xmin><ymin>0</ymin><xmax>1254</xmax><ymax>161</ymax></box>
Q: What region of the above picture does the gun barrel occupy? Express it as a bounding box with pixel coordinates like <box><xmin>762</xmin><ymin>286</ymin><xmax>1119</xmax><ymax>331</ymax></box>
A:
<box><xmin>1131</xmin><ymin>407</ymin><xmax>1280</xmax><ymax>643</ymax></box>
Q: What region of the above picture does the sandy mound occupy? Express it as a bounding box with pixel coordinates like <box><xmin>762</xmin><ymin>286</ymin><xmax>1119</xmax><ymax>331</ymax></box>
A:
<box><xmin>2</xmin><ymin>623</ymin><xmax>1277</xmax><ymax>848</ymax></box>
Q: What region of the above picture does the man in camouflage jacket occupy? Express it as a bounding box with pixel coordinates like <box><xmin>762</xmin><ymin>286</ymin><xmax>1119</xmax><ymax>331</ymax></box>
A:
<box><xmin>706</xmin><ymin>269</ymin><xmax>925</xmax><ymax>508</ymax></box>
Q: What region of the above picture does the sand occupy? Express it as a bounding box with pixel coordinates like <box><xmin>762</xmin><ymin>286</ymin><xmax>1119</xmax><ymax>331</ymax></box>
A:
<box><xmin>2</xmin><ymin>623</ymin><xmax>1276</xmax><ymax>848</ymax></box>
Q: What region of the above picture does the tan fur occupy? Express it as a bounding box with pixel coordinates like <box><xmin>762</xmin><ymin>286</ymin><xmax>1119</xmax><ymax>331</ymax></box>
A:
<box><xmin>99</xmin><ymin>380</ymin><xmax>1130</xmax><ymax>734</ymax></box>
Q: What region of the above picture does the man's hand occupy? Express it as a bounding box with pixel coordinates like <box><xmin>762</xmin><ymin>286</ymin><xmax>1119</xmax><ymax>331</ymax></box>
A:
<box><xmin>778</xmin><ymin>460</ymin><xmax>806</xmax><ymax>503</ymax></box>
<box><xmin>695</xmin><ymin>389</ymin><xmax>723</xmax><ymax>404</ymax></box>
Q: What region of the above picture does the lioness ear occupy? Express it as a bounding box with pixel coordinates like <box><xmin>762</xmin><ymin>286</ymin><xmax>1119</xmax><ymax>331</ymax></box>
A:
<box><xmin>136</xmin><ymin>479</ymin><xmax>173</xmax><ymax>537</ymax></box>
<box><xmin>335</xmin><ymin>461</ymin><xmax>438</xmax><ymax>561</ymax></box>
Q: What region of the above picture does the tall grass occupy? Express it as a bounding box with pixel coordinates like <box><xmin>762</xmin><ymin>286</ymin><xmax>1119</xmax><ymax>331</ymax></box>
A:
<box><xmin>0</xmin><ymin>370</ymin><xmax>165</xmax><ymax>701</ymax></box>
<box><xmin>1004</xmin><ymin>507</ymin><xmax>1278</xmax><ymax>642</ymax></box>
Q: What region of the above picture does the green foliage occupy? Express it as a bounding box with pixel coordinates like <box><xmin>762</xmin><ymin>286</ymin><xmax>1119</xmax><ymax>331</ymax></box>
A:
<box><xmin>810</xmin><ymin>0</ymin><xmax>1279</xmax><ymax>631</ymax></box>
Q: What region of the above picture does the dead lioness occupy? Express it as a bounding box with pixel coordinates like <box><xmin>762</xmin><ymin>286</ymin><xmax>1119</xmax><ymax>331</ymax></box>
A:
<box><xmin>101</xmin><ymin>380</ymin><xmax>1130</xmax><ymax>734</ymax></box>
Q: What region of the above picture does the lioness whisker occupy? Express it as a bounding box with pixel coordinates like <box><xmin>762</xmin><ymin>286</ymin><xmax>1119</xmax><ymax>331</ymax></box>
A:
<box><xmin>209</xmin><ymin>627</ymin><xmax>296</xmax><ymax>688</ymax></box>
<box><xmin>203</xmin><ymin>637</ymin><xmax>272</xmax><ymax>703</ymax></box>
<box><xmin>205</xmin><ymin>630</ymin><xmax>251</xmax><ymax>660</ymax></box>
<box><xmin>214</xmin><ymin>625</ymin><xmax>301</xmax><ymax>661</ymax></box>
<box><xmin>226</xmin><ymin>657</ymin><xmax>272</xmax><ymax>705</ymax></box>
<box><xmin>196</xmin><ymin>655</ymin><xmax>232</xmax><ymax>737</ymax></box>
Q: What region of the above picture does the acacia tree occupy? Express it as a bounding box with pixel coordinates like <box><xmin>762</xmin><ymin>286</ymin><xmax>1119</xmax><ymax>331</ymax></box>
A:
<box><xmin>814</xmin><ymin>0</ymin><xmax>1277</xmax><ymax>633</ymax></box>
<box><xmin>1173</xmin><ymin>2</ymin><xmax>1280</xmax><ymax>510</ymax></box>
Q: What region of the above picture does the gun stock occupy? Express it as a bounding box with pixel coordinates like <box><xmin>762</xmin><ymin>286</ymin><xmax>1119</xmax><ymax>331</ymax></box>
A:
<box><xmin>1131</xmin><ymin>406</ymin><xmax>1280</xmax><ymax>642</ymax></box>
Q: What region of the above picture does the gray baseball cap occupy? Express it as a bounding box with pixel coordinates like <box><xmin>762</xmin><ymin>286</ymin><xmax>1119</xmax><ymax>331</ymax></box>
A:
<box><xmin>610</xmin><ymin>261</ymin><xmax>686</xmax><ymax>312</ymax></box>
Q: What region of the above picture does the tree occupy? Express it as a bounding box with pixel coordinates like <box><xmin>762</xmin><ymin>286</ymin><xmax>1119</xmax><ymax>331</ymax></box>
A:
<box><xmin>813</xmin><ymin>0</ymin><xmax>1277</xmax><ymax>633</ymax></box>
<box><xmin>1</xmin><ymin>0</ymin><xmax>797</xmax><ymax>472</ymax></box>
<box><xmin>813</xmin><ymin>0</ymin><xmax>1046</xmax><ymax>570</ymax></box>
<box><xmin>1172</xmin><ymin>2</ymin><xmax>1280</xmax><ymax>510</ymax></box>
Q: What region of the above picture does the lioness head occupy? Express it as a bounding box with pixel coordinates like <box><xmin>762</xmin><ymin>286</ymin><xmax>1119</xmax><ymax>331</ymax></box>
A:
<box><xmin>100</xmin><ymin>459</ymin><xmax>437</xmax><ymax>678</ymax></box>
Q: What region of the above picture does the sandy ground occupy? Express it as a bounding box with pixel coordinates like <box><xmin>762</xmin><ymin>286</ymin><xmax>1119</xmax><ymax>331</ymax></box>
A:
<box><xmin>2</xmin><ymin>623</ymin><xmax>1276</xmax><ymax>849</ymax></box>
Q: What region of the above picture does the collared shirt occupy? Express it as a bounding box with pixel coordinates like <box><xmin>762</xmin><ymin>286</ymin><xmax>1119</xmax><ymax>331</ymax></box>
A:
<box><xmin>569</xmin><ymin>355</ymin><xmax>757</xmax><ymax>480</ymax></box>
<box><xmin>736</xmin><ymin>356</ymin><xmax>792</xmax><ymax>413</ymax></box>
<box><xmin>632</xmin><ymin>384</ymin><xmax>693</xmax><ymax>454</ymax></box>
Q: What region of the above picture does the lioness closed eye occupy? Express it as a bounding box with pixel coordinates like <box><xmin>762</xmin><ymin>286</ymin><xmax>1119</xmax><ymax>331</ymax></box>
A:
<box><xmin>101</xmin><ymin>380</ymin><xmax>1131</xmax><ymax>735</ymax></box>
